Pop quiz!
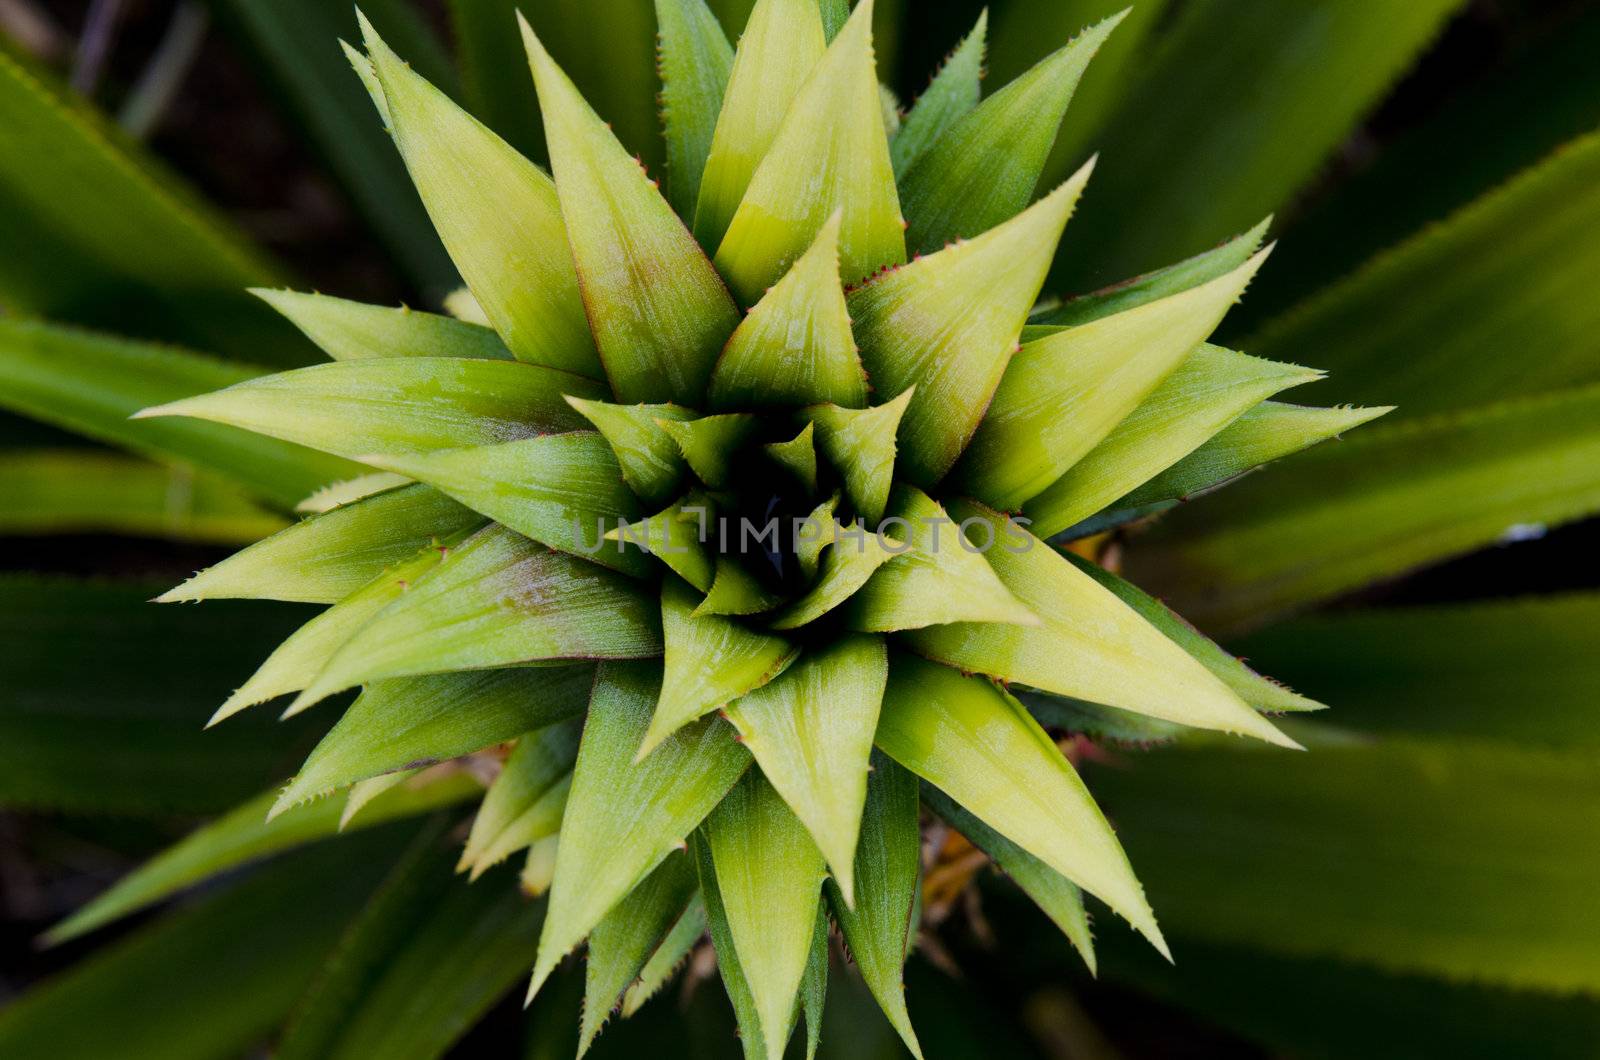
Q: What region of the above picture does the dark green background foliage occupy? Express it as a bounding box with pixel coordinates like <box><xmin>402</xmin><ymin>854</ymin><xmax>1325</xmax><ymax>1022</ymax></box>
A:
<box><xmin>2</xmin><ymin>1</ymin><xmax>1599</xmax><ymax>1057</ymax></box>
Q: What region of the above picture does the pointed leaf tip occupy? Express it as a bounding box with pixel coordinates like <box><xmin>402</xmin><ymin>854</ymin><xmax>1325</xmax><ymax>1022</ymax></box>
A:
<box><xmin>522</xmin><ymin>15</ymin><xmax>738</xmax><ymax>405</ymax></box>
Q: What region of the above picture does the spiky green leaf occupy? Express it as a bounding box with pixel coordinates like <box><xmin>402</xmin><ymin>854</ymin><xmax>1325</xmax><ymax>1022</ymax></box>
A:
<box><xmin>958</xmin><ymin>248</ymin><xmax>1268</xmax><ymax>509</ymax></box>
<box><xmin>876</xmin><ymin>654</ymin><xmax>1163</xmax><ymax>956</ymax></box>
<box><xmin>279</xmin><ymin>666</ymin><xmax>591</xmax><ymax>816</ymax></box>
<box><xmin>361</xmin><ymin>433</ymin><xmax>648</xmax><ymax>575</ymax></box>
<box><xmin>846</xmin><ymin>486</ymin><xmax>1035</xmax><ymax>632</ymax></box>
<box><xmin>291</xmin><ymin>526</ymin><xmax>660</xmax><ymax>710</ymax></box>
<box><xmin>823</xmin><ymin>752</ymin><xmax>923</xmax><ymax>1059</ymax></box>
<box><xmin>254</xmin><ymin>289</ymin><xmax>511</xmax><ymax>362</ymax></box>
<box><xmin>531</xmin><ymin>662</ymin><xmax>751</xmax><ymax>997</ymax></box>
<box><xmin>136</xmin><ymin>357</ymin><xmax>602</xmax><ymax>461</ymax></box>
<box><xmin>644</xmin><ymin>578</ymin><xmax>798</xmax><ymax>757</ymax></box>
<box><xmin>889</xmin><ymin>11</ymin><xmax>985</xmax><ymax>178</ymax></box>
<box><xmin>851</xmin><ymin>172</ymin><xmax>1088</xmax><ymax>485</ymax></box>
<box><xmin>655</xmin><ymin>0</ymin><xmax>735</xmax><ymax>219</ymax></box>
<box><xmin>693</xmin><ymin>0</ymin><xmax>827</xmax><ymax>251</ymax></box>
<box><xmin>524</xmin><ymin>18</ymin><xmax>740</xmax><ymax>404</ymax></box>
<box><xmin>803</xmin><ymin>389</ymin><xmax>912</xmax><ymax>523</ymax></box>
<box><xmin>723</xmin><ymin>635</ymin><xmax>886</xmax><ymax>905</ymax></box>
<box><xmin>581</xmin><ymin>852</ymin><xmax>700</xmax><ymax>1055</ymax></box>
<box><xmin>898</xmin><ymin>12</ymin><xmax>1120</xmax><ymax>255</ymax></box>
<box><xmin>708</xmin><ymin>213</ymin><xmax>868</xmax><ymax>410</ymax></box>
<box><xmin>1023</xmin><ymin>344</ymin><xmax>1319</xmax><ymax>538</ymax></box>
<box><xmin>566</xmin><ymin>397</ymin><xmax>697</xmax><ymax>506</ymax></box>
<box><xmin>704</xmin><ymin>772</ymin><xmax>828</xmax><ymax>1060</ymax></box>
<box><xmin>715</xmin><ymin>0</ymin><xmax>906</xmax><ymax>303</ymax></box>
<box><xmin>905</xmin><ymin>502</ymin><xmax>1295</xmax><ymax>746</ymax></box>
<box><xmin>362</xmin><ymin>20</ymin><xmax>599</xmax><ymax>375</ymax></box>
<box><xmin>161</xmin><ymin>483</ymin><xmax>481</xmax><ymax>604</ymax></box>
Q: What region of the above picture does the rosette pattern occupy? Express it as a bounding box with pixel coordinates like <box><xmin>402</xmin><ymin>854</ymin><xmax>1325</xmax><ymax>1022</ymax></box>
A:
<box><xmin>116</xmin><ymin>2</ymin><xmax>1386</xmax><ymax>1056</ymax></box>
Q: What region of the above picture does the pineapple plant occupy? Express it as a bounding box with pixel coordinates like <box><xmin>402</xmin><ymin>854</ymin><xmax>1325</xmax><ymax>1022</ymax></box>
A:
<box><xmin>4</xmin><ymin>1</ymin><xmax>1600</xmax><ymax>1057</ymax></box>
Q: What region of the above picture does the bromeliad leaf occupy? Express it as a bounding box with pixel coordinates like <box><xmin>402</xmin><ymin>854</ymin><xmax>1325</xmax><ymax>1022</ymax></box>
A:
<box><xmin>459</xmin><ymin>718</ymin><xmax>582</xmax><ymax>879</ymax></box>
<box><xmin>875</xmin><ymin>654</ymin><xmax>1165</xmax><ymax>956</ymax></box>
<box><xmin>851</xmin><ymin>172</ymin><xmax>1089</xmax><ymax>485</ymax></box>
<box><xmin>714</xmin><ymin>0</ymin><xmax>906</xmax><ymax>303</ymax></box>
<box><xmin>361</xmin><ymin>19</ymin><xmax>599</xmax><ymax>376</ymax></box>
<box><xmin>135</xmin><ymin>357</ymin><xmax>604</xmax><ymax>460</ymax></box>
<box><xmin>1063</xmin><ymin>553</ymin><xmax>1323</xmax><ymax>715</ymax></box>
<box><xmin>530</xmin><ymin>662</ymin><xmax>751</xmax><ymax>997</ymax></box>
<box><xmin>581</xmin><ymin>852</ymin><xmax>700</xmax><ymax>1055</ymax></box>
<box><xmin>898</xmin><ymin>12</ymin><xmax>1121</xmax><ymax>255</ymax></box>
<box><xmin>769</xmin><ymin>523</ymin><xmax>902</xmax><ymax>630</ymax></box>
<box><xmin>957</xmin><ymin>248</ymin><xmax>1269</xmax><ymax>509</ymax></box>
<box><xmin>161</xmin><ymin>483</ymin><xmax>483</xmax><ymax>604</ymax></box>
<box><xmin>823</xmin><ymin>753</ymin><xmax>922</xmax><ymax>1059</ymax></box>
<box><xmin>904</xmin><ymin>501</ymin><xmax>1297</xmax><ymax>747</ymax></box>
<box><xmin>1084</xmin><ymin>401</ymin><xmax>1394</xmax><ymax>535</ymax></box>
<box><xmin>704</xmin><ymin>772</ymin><xmax>828</xmax><ymax>1060</ymax></box>
<box><xmin>210</xmin><ymin>544</ymin><xmax>453</xmax><ymax>725</ymax></box>
<box><xmin>253</xmin><ymin>289</ymin><xmax>513</xmax><ymax>362</ymax></box>
<box><xmin>845</xmin><ymin>485</ymin><xmax>1037</xmax><ymax>632</ymax></box>
<box><xmin>276</xmin><ymin>667</ymin><xmax>591</xmax><ymax>816</ymax></box>
<box><xmin>803</xmin><ymin>389</ymin><xmax>912</xmax><ymax>523</ymax></box>
<box><xmin>565</xmin><ymin>396</ymin><xmax>697</xmax><ymax>505</ymax></box>
<box><xmin>44</xmin><ymin>771</ymin><xmax>479</xmax><ymax>945</ymax></box>
<box><xmin>1032</xmin><ymin>218</ymin><xmax>1271</xmax><ymax>330</ymax></box>
<box><xmin>654</xmin><ymin>0</ymin><xmax>735</xmax><ymax>220</ymax></box>
<box><xmin>1125</xmin><ymin>384</ymin><xmax>1600</xmax><ymax>634</ymax></box>
<box><xmin>0</xmin><ymin>451</ymin><xmax>284</xmax><ymax>546</ymax></box>
<box><xmin>290</xmin><ymin>526</ymin><xmax>660</xmax><ymax>711</ymax></box>
<box><xmin>692</xmin><ymin>0</ymin><xmax>827</xmax><ymax>252</ymax></box>
<box><xmin>1023</xmin><ymin>344</ymin><xmax>1320</xmax><ymax>538</ymax></box>
<box><xmin>696</xmin><ymin>832</ymin><xmax>769</xmax><ymax>1060</ymax></box>
<box><xmin>620</xmin><ymin>896</ymin><xmax>707</xmax><ymax>1017</ymax></box>
<box><xmin>764</xmin><ymin>423</ymin><xmax>820</xmax><ymax>493</ymax></box>
<box><xmin>889</xmin><ymin>11</ymin><xmax>985</xmax><ymax>178</ymax></box>
<box><xmin>708</xmin><ymin>213</ymin><xmax>869</xmax><ymax>411</ymax></box>
<box><xmin>0</xmin><ymin>319</ymin><xmax>358</xmax><ymax>508</ymax></box>
<box><xmin>658</xmin><ymin>413</ymin><xmax>759</xmax><ymax>488</ymax></box>
<box><xmin>696</xmin><ymin>556</ymin><xmax>785</xmax><ymax>618</ymax></box>
<box><xmin>920</xmin><ymin>783</ymin><xmax>1095</xmax><ymax>972</ymax></box>
<box><xmin>723</xmin><ymin>634</ymin><xmax>887</xmax><ymax>905</ymax></box>
<box><xmin>523</xmin><ymin>18</ymin><xmax>741</xmax><ymax>405</ymax></box>
<box><xmin>642</xmin><ymin>577</ymin><xmax>798</xmax><ymax>759</ymax></box>
<box><xmin>610</xmin><ymin>493</ymin><xmax>718</xmax><ymax>591</ymax></box>
<box><xmin>359</xmin><ymin>433</ymin><xmax>649</xmax><ymax>576</ymax></box>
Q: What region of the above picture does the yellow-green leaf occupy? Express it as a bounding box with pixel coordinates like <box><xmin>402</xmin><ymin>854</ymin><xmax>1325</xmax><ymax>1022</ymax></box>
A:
<box><xmin>523</xmin><ymin>17</ymin><xmax>740</xmax><ymax>404</ymax></box>
<box><xmin>642</xmin><ymin>577</ymin><xmax>798</xmax><ymax>759</ymax></box>
<box><xmin>876</xmin><ymin>654</ymin><xmax>1164</xmax><ymax>955</ymax></box>
<box><xmin>655</xmin><ymin>0</ymin><xmax>736</xmax><ymax>220</ymax></box>
<box><xmin>802</xmin><ymin>389</ymin><xmax>912</xmax><ymax>524</ymax></box>
<box><xmin>361</xmin><ymin>20</ymin><xmax>599</xmax><ymax>375</ymax></box>
<box><xmin>957</xmin><ymin>248</ymin><xmax>1269</xmax><ymax>509</ymax></box>
<box><xmin>708</xmin><ymin>213</ymin><xmax>868</xmax><ymax>410</ymax></box>
<box><xmin>565</xmin><ymin>396</ymin><xmax>697</xmax><ymax>506</ymax></box>
<box><xmin>851</xmin><ymin>171</ymin><xmax>1089</xmax><ymax>485</ymax></box>
<box><xmin>715</xmin><ymin>0</ymin><xmax>905</xmax><ymax>303</ymax></box>
<box><xmin>723</xmin><ymin>635</ymin><xmax>886</xmax><ymax>906</ymax></box>
<box><xmin>692</xmin><ymin>0</ymin><xmax>827</xmax><ymax>251</ymax></box>
<box><xmin>904</xmin><ymin>501</ymin><xmax>1297</xmax><ymax>748</ymax></box>
<box><xmin>530</xmin><ymin>662</ymin><xmax>751</xmax><ymax>997</ymax></box>
<box><xmin>359</xmin><ymin>433</ymin><xmax>648</xmax><ymax>576</ymax></box>
<box><xmin>135</xmin><ymin>357</ymin><xmax>603</xmax><ymax>460</ymax></box>
<box><xmin>898</xmin><ymin>12</ymin><xmax>1121</xmax><ymax>255</ymax></box>
<box><xmin>704</xmin><ymin>771</ymin><xmax>828</xmax><ymax>1060</ymax></box>
<box><xmin>253</xmin><ymin>289</ymin><xmax>512</xmax><ymax>362</ymax></box>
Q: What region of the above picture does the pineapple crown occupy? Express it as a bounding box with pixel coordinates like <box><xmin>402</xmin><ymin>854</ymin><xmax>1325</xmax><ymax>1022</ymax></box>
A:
<box><xmin>107</xmin><ymin>1</ymin><xmax>1385</xmax><ymax>1055</ymax></box>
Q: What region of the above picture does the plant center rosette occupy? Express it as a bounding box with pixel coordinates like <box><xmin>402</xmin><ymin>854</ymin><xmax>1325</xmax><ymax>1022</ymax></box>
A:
<box><xmin>125</xmin><ymin>4</ymin><xmax>1379</xmax><ymax>1055</ymax></box>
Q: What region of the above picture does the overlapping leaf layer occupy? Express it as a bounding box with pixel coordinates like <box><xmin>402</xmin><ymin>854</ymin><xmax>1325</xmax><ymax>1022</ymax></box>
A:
<box><xmin>47</xmin><ymin>2</ymin><xmax>1390</xmax><ymax>1055</ymax></box>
